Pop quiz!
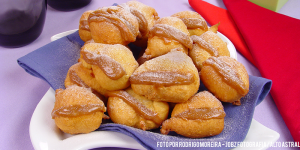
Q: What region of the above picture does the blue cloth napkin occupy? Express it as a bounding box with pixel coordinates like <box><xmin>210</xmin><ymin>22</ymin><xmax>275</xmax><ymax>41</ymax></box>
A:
<box><xmin>17</xmin><ymin>31</ymin><xmax>272</xmax><ymax>150</ymax></box>
<box><xmin>18</xmin><ymin>31</ymin><xmax>84</xmax><ymax>90</ymax></box>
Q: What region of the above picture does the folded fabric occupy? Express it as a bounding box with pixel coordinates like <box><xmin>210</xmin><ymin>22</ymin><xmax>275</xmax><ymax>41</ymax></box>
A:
<box><xmin>17</xmin><ymin>31</ymin><xmax>272</xmax><ymax>149</ymax></box>
<box><xmin>188</xmin><ymin>0</ymin><xmax>256</xmax><ymax>66</ymax></box>
<box><xmin>189</xmin><ymin>0</ymin><xmax>300</xmax><ymax>143</ymax></box>
<box><xmin>17</xmin><ymin>32</ymin><xmax>85</xmax><ymax>90</ymax></box>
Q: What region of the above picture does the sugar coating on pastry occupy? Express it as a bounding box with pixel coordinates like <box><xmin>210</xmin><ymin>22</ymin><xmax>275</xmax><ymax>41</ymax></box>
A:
<box><xmin>171</xmin><ymin>11</ymin><xmax>208</xmax><ymax>36</ymax></box>
<box><xmin>107</xmin><ymin>87</ymin><xmax>169</xmax><ymax>130</ymax></box>
<box><xmin>142</xmin><ymin>17</ymin><xmax>192</xmax><ymax>60</ymax></box>
<box><xmin>80</xmin><ymin>43</ymin><xmax>139</xmax><ymax>91</ymax></box>
<box><xmin>64</xmin><ymin>62</ymin><xmax>109</xmax><ymax>98</ymax></box>
<box><xmin>88</xmin><ymin>6</ymin><xmax>139</xmax><ymax>45</ymax></box>
<box><xmin>189</xmin><ymin>31</ymin><xmax>230</xmax><ymax>71</ymax></box>
<box><xmin>131</xmin><ymin>50</ymin><xmax>200</xmax><ymax>103</ymax></box>
<box><xmin>200</xmin><ymin>56</ymin><xmax>249</xmax><ymax>105</ymax></box>
<box><xmin>79</xmin><ymin>42</ymin><xmax>107</xmax><ymax>69</ymax></box>
<box><xmin>119</xmin><ymin>1</ymin><xmax>159</xmax><ymax>47</ymax></box>
<box><xmin>51</xmin><ymin>86</ymin><xmax>106</xmax><ymax>134</ymax></box>
<box><xmin>79</xmin><ymin>10</ymin><xmax>93</xmax><ymax>42</ymax></box>
<box><xmin>200</xmin><ymin>31</ymin><xmax>230</xmax><ymax>57</ymax></box>
<box><xmin>120</xmin><ymin>1</ymin><xmax>159</xmax><ymax>37</ymax></box>
<box><xmin>65</xmin><ymin>63</ymin><xmax>89</xmax><ymax>89</ymax></box>
<box><xmin>160</xmin><ymin>91</ymin><xmax>225</xmax><ymax>138</ymax></box>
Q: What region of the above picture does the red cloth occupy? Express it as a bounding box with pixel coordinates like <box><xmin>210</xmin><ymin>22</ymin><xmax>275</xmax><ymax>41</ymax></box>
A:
<box><xmin>189</xmin><ymin>0</ymin><xmax>300</xmax><ymax>143</ymax></box>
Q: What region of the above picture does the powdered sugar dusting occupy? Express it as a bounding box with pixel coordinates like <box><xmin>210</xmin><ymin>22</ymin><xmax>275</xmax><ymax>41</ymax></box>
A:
<box><xmin>189</xmin><ymin>91</ymin><xmax>223</xmax><ymax>108</ymax></box>
<box><xmin>89</xmin><ymin>6</ymin><xmax>138</xmax><ymax>41</ymax></box>
<box><xmin>61</xmin><ymin>86</ymin><xmax>99</xmax><ymax>103</ymax></box>
<box><xmin>182</xmin><ymin>18</ymin><xmax>208</xmax><ymax>30</ymax></box>
<box><xmin>171</xmin><ymin>11</ymin><xmax>208</xmax><ymax>30</ymax></box>
<box><xmin>149</xmin><ymin>23</ymin><xmax>192</xmax><ymax>49</ymax></box>
<box><xmin>191</xmin><ymin>35</ymin><xmax>219</xmax><ymax>56</ymax></box>
<box><xmin>81</xmin><ymin>49</ymin><xmax>126</xmax><ymax>80</ymax></box>
<box><xmin>204</xmin><ymin>57</ymin><xmax>248</xmax><ymax>95</ymax></box>
<box><xmin>52</xmin><ymin>85</ymin><xmax>105</xmax><ymax>118</ymax></box>
<box><xmin>68</xmin><ymin>63</ymin><xmax>89</xmax><ymax>88</ymax></box>
<box><xmin>201</xmin><ymin>31</ymin><xmax>225</xmax><ymax>52</ymax></box>
<box><xmin>131</xmin><ymin>51</ymin><xmax>198</xmax><ymax>87</ymax></box>
<box><xmin>143</xmin><ymin>51</ymin><xmax>194</xmax><ymax>72</ymax></box>
<box><xmin>118</xmin><ymin>3</ymin><xmax>148</xmax><ymax>36</ymax></box>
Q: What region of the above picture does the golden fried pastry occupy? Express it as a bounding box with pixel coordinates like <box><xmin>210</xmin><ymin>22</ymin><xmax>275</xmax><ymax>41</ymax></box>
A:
<box><xmin>119</xmin><ymin>1</ymin><xmax>159</xmax><ymax>47</ymax></box>
<box><xmin>171</xmin><ymin>11</ymin><xmax>208</xmax><ymax>36</ymax></box>
<box><xmin>200</xmin><ymin>56</ymin><xmax>249</xmax><ymax>105</ymax></box>
<box><xmin>208</xmin><ymin>22</ymin><xmax>220</xmax><ymax>33</ymax></box>
<box><xmin>51</xmin><ymin>86</ymin><xmax>106</xmax><ymax>134</ymax></box>
<box><xmin>171</xmin><ymin>11</ymin><xmax>221</xmax><ymax>35</ymax></box>
<box><xmin>140</xmin><ymin>17</ymin><xmax>193</xmax><ymax>61</ymax></box>
<box><xmin>84</xmin><ymin>38</ymin><xmax>96</xmax><ymax>44</ymax></box>
<box><xmin>78</xmin><ymin>42</ymin><xmax>103</xmax><ymax>69</ymax></box>
<box><xmin>130</xmin><ymin>50</ymin><xmax>200</xmax><ymax>103</ymax></box>
<box><xmin>80</xmin><ymin>43</ymin><xmax>139</xmax><ymax>91</ymax></box>
<box><xmin>189</xmin><ymin>31</ymin><xmax>230</xmax><ymax>71</ymax></box>
<box><xmin>107</xmin><ymin>87</ymin><xmax>169</xmax><ymax>130</ymax></box>
<box><xmin>78</xmin><ymin>42</ymin><xmax>105</xmax><ymax>70</ymax></box>
<box><xmin>65</xmin><ymin>63</ymin><xmax>89</xmax><ymax>89</ymax></box>
<box><xmin>64</xmin><ymin>62</ymin><xmax>109</xmax><ymax>102</ymax></box>
<box><xmin>88</xmin><ymin>6</ymin><xmax>139</xmax><ymax>45</ymax></box>
<box><xmin>79</xmin><ymin>10</ymin><xmax>93</xmax><ymax>42</ymax></box>
<box><xmin>160</xmin><ymin>91</ymin><xmax>225</xmax><ymax>138</ymax></box>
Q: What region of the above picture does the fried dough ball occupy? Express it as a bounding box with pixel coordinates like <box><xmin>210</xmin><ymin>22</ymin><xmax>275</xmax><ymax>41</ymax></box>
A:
<box><xmin>189</xmin><ymin>31</ymin><xmax>230</xmax><ymax>71</ymax></box>
<box><xmin>80</xmin><ymin>43</ymin><xmax>139</xmax><ymax>91</ymax></box>
<box><xmin>78</xmin><ymin>42</ymin><xmax>105</xmax><ymax>70</ymax></box>
<box><xmin>130</xmin><ymin>50</ymin><xmax>200</xmax><ymax>103</ymax></box>
<box><xmin>171</xmin><ymin>11</ymin><xmax>208</xmax><ymax>36</ymax></box>
<box><xmin>79</xmin><ymin>10</ymin><xmax>93</xmax><ymax>42</ymax></box>
<box><xmin>107</xmin><ymin>87</ymin><xmax>169</xmax><ymax>130</ymax></box>
<box><xmin>51</xmin><ymin>86</ymin><xmax>106</xmax><ymax>134</ymax></box>
<box><xmin>119</xmin><ymin>1</ymin><xmax>159</xmax><ymax>47</ymax></box>
<box><xmin>160</xmin><ymin>91</ymin><xmax>225</xmax><ymax>138</ymax></box>
<box><xmin>200</xmin><ymin>56</ymin><xmax>249</xmax><ymax>105</ymax></box>
<box><xmin>88</xmin><ymin>6</ymin><xmax>139</xmax><ymax>45</ymax></box>
<box><xmin>64</xmin><ymin>62</ymin><xmax>108</xmax><ymax>104</ymax></box>
<box><xmin>65</xmin><ymin>63</ymin><xmax>88</xmax><ymax>88</ymax></box>
<box><xmin>140</xmin><ymin>17</ymin><xmax>193</xmax><ymax>61</ymax></box>
<box><xmin>171</xmin><ymin>11</ymin><xmax>220</xmax><ymax>36</ymax></box>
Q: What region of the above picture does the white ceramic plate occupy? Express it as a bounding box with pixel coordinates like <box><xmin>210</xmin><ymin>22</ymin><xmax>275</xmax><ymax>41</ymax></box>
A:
<box><xmin>29</xmin><ymin>30</ymin><xmax>279</xmax><ymax>150</ymax></box>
